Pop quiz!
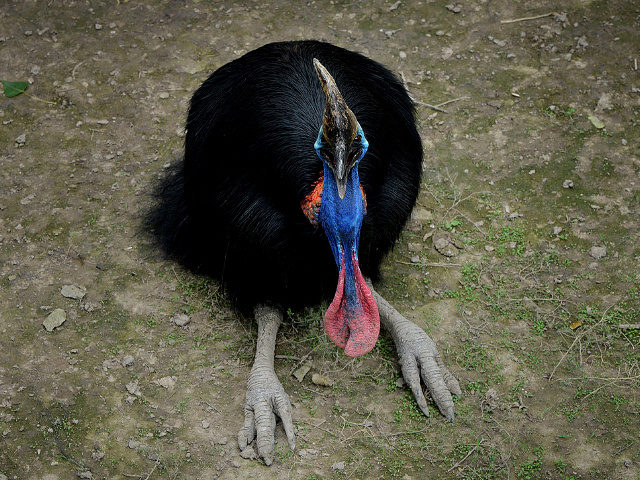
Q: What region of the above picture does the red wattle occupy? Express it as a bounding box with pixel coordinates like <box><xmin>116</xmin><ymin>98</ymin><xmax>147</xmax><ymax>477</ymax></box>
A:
<box><xmin>324</xmin><ymin>254</ymin><xmax>380</xmax><ymax>357</ymax></box>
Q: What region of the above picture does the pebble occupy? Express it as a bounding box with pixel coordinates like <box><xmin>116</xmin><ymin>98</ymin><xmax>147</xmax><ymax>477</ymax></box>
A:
<box><xmin>398</xmin><ymin>51</ymin><xmax>407</xmax><ymax>59</ymax></box>
<box><xmin>201</xmin><ymin>420</ymin><xmax>210</xmax><ymax>429</ymax></box>
<box><xmin>158</xmin><ymin>91</ymin><xmax>170</xmax><ymax>99</ymax></box>
<box><xmin>77</xmin><ymin>471</ymin><xmax>93</xmax><ymax>479</ymax></box>
<box><xmin>589</xmin><ymin>246</ymin><xmax>606</xmax><ymax>260</ymax></box>
<box><xmin>43</xmin><ymin>309</ymin><xmax>66</xmax><ymax>332</ymax></box>
<box><xmin>121</xmin><ymin>355</ymin><xmax>134</xmax><ymax>367</ymax></box>
<box><xmin>562</xmin><ymin>179</ymin><xmax>574</xmax><ymax>189</ymax></box>
<box><xmin>172</xmin><ymin>313</ymin><xmax>191</xmax><ymax>327</ymax></box>
<box><xmin>154</xmin><ymin>376</ymin><xmax>177</xmax><ymax>390</ymax></box>
<box><xmin>445</xmin><ymin>3</ymin><xmax>461</xmax><ymax>13</ymax></box>
<box><xmin>15</xmin><ymin>133</ymin><xmax>26</xmax><ymax>145</ymax></box>
<box><xmin>621</xmin><ymin>139</ymin><xmax>627</xmax><ymax>146</ymax></box>
<box><xmin>553</xmin><ymin>226</ymin><xmax>563</xmax><ymax>235</ymax></box>
<box><xmin>95</xmin><ymin>23</ymin><xmax>102</xmax><ymax>30</ymax></box>
<box><xmin>311</xmin><ymin>373</ymin><xmax>334</xmax><ymax>387</ymax></box>
<box><xmin>332</xmin><ymin>461</ymin><xmax>346</xmax><ymax>472</ymax></box>
<box><xmin>61</xmin><ymin>284</ymin><xmax>86</xmax><ymax>300</ymax></box>
<box><xmin>125</xmin><ymin>380</ymin><xmax>141</xmax><ymax>396</ymax></box>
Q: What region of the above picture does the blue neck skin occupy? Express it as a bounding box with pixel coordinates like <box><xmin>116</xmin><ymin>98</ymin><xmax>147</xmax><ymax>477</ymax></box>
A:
<box><xmin>316</xmin><ymin>125</ymin><xmax>369</xmax><ymax>311</ymax></box>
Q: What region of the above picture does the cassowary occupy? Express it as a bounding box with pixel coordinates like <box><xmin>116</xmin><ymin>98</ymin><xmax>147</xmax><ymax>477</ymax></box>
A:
<box><xmin>148</xmin><ymin>40</ymin><xmax>460</xmax><ymax>465</ymax></box>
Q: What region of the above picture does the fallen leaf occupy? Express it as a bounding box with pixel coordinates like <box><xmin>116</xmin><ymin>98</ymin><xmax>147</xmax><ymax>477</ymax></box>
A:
<box><xmin>1</xmin><ymin>80</ymin><xmax>28</xmax><ymax>98</ymax></box>
<box><xmin>588</xmin><ymin>114</ymin><xmax>605</xmax><ymax>129</ymax></box>
<box><xmin>569</xmin><ymin>320</ymin><xmax>582</xmax><ymax>330</ymax></box>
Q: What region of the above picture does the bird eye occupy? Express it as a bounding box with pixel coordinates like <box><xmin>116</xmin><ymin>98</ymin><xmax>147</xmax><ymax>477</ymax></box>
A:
<box><xmin>355</xmin><ymin>134</ymin><xmax>362</xmax><ymax>143</ymax></box>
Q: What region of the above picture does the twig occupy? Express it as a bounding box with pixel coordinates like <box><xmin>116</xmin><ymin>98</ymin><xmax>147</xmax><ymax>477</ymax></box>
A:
<box><xmin>447</xmin><ymin>438</ymin><xmax>485</xmax><ymax>472</ymax></box>
<box><xmin>288</xmin><ymin>346</ymin><xmax>316</xmax><ymax>376</ymax></box>
<box><xmin>143</xmin><ymin>459</ymin><xmax>160</xmax><ymax>480</ymax></box>
<box><xmin>275</xmin><ymin>354</ymin><xmax>302</xmax><ymax>361</ymax></box>
<box><xmin>500</xmin><ymin>12</ymin><xmax>555</xmax><ymax>24</ymax></box>
<box><xmin>435</xmin><ymin>96</ymin><xmax>470</xmax><ymax>108</ymax></box>
<box><xmin>615</xmin><ymin>324</ymin><xmax>640</xmax><ymax>330</ymax></box>
<box><xmin>399</xmin><ymin>70</ymin><xmax>449</xmax><ymax>113</ymax></box>
<box><xmin>549</xmin><ymin>305</ymin><xmax>613</xmax><ymax>380</ymax></box>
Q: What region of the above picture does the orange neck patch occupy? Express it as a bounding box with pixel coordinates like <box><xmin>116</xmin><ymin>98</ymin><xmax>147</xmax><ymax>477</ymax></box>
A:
<box><xmin>301</xmin><ymin>173</ymin><xmax>324</xmax><ymax>225</ymax></box>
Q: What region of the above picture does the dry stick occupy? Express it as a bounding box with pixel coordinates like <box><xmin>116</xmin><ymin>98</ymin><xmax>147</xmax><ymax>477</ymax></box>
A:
<box><xmin>447</xmin><ymin>438</ymin><xmax>485</xmax><ymax>472</ymax></box>
<box><xmin>399</xmin><ymin>70</ymin><xmax>449</xmax><ymax>113</ymax></box>
<box><xmin>435</xmin><ymin>96</ymin><xmax>470</xmax><ymax>108</ymax></box>
<box><xmin>615</xmin><ymin>324</ymin><xmax>640</xmax><ymax>330</ymax></box>
<box><xmin>549</xmin><ymin>305</ymin><xmax>613</xmax><ymax>380</ymax></box>
<box><xmin>500</xmin><ymin>12</ymin><xmax>556</xmax><ymax>24</ymax></box>
<box><xmin>288</xmin><ymin>346</ymin><xmax>317</xmax><ymax>376</ymax></box>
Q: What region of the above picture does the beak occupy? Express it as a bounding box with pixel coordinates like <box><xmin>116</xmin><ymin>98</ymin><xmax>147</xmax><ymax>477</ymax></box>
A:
<box><xmin>334</xmin><ymin>146</ymin><xmax>348</xmax><ymax>199</ymax></box>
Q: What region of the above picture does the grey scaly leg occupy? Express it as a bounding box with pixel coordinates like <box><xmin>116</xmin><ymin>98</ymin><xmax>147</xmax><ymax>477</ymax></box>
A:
<box><xmin>367</xmin><ymin>280</ymin><xmax>462</xmax><ymax>421</ymax></box>
<box><xmin>238</xmin><ymin>305</ymin><xmax>295</xmax><ymax>465</ymax></box>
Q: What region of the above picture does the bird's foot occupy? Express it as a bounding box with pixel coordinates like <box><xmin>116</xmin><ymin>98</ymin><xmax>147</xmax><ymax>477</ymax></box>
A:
<box><xmin>238</xmin><ymin>367</ymin><xmax>295</xmax><ymax>465</ymax></box>
<box><xmin>367</xmin><ymin>281</ymin><xmax>461</xmax><ymax>421</ymax></box>
<box><xmin>238</xmin><ymin>305</ymin><xmax>295</xmax><ymax>466</ymax></box>
<box><xmin>392</xmin><ymin>318</ymin><xmax>461</xmax><ymax>421</ymax></box>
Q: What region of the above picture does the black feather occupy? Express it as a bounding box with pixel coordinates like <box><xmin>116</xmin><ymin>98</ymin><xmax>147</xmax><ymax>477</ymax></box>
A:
<box><xmin>147</xmin><ymin>40</ymin><xmax>422</xmax><ymax>309</ymax></box>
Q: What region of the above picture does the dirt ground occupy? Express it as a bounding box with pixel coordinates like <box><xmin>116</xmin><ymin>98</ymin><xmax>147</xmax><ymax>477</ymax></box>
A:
<box><xmin>1</xmin><ymin>0</ymin><xmax>639</xmax><ymax>479</ymax></box>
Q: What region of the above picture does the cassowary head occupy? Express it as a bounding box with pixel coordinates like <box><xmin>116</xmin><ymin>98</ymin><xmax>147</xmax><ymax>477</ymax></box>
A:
<box><xmin>302</xmin><ymin>59</ymin><xmax>380</xmax><ymax>357</ymax></box>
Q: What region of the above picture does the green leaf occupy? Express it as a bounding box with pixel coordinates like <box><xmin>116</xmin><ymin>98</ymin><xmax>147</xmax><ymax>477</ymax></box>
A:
<box><xmin>1</xmin><ymin>80</ymin><xmax>29</xmax><ymax>98</ymax></box>
<box><xmin>588</xmin><ymin>114</ymin><xmax>605</xmax><ymax>129</ymax></box>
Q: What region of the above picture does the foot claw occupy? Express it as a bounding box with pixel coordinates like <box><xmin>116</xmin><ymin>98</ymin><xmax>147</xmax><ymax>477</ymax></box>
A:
<box><xmin>239</xmin><ymin>368</ymin><xmax>295</xmax><ymax>466</ymax></box>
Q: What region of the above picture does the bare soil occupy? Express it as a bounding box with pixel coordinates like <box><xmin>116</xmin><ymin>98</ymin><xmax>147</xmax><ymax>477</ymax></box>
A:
<box><xmin>1</xmin><ymin>1</ymin><xmax>639</xmax><ymax>479</ymax></box>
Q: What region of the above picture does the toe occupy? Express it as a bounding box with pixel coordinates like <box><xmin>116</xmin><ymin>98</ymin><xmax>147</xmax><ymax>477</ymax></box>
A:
<box><xmin>275</xmin><ymin>394</ymin><xmax>296</xmax><ymax>451</ymax></box>
<box><xmin>238</xmin><ymin>406</ymin><xmax>256</xmax><ymax>449</ymax></box>
<box><xmin>400</xmin><ymin>354</ymin><xmax>430</xmax><ymax>417</ymax></box>
<box><xmin>254</xmin><ymin>400</ymin><xmax>275</xmax><ymax>465</ymax></box>
<box><xmin>418</xmin><ymin>354</ymin><xmax>454</xmax><ymax>421</ymax></box>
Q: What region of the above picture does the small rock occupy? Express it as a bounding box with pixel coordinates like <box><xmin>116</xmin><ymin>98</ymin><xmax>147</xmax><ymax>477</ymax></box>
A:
<box><xmin>407</xmin><ymin>242</ymin><xmax>422</xmax><ymax>252</ymax></box>
<box><xmin>433</xmin><ymin>232</ymin><xmax>459</xmax><ymax>257</ymax></box>
<box><xmin>298</xmin><ymin>448</ymin><xmax>320</xmax><ymax>459</ymax></box>
<box><xmin>562</xmin><ymin>179</ymin><xmax>574</xmax><ymax>189</ymax></box>
<box><xmin>77</xmin><ymin>471</ymin><xmax>93</xmax><ymax>479</ymax></box>
<box><xmin>553</xmin><ymin>226</ymin><xmax>563</xmax><ymax>235</ymax></box>
<box><xmin>484</xmin><ymin>245</ymin><xmax>495</xmax><ymax>252</ymax></box>
<box><xmin>0</xmin><ymin>474</ymin><xmax>6</xmax><ymax>480</ymax></box>
<box><xmin>61</xmin><ymin>284</ymin><xmax>86</xmax><ymax>300</ymax></box>
<box><xmin>172</xmin><ymin>313</ymin><xmax>191</xmax><ymax>327</ymax></box>
<box><xmin>91</xmin><ymin>451</ymin><xmax>104</xmax><ymax>461</ymax></box>
<box><xmin>445</xmin><ymin>3</ymin><xmax>461</xmax><ymax>13</ymax></box>
<box><xmin>43</xmin><ymin>309</ymin><xmax>66</xmax><ymax>332</ymax></box>
<box><xmin>158</xmin><ymin>91</ymin><xmax>170</xmax><ymax>99</ymax></box>
<box><xmin>95</xmin><ymin>23</ymin><xmax>102</xmax><ymax>30</ymax></box>
<box><xmin>332</xmin><ymin>461</ymin><xmax>346</xmax><ymax>472</ymax></box>
<box><xmin>154</xmin><ymin>376</ymin><xmax>177</xmax><ymax>390</ymax></box>
<box><xmin>410</xmin><ymin>255</ymin><xmax>420</xmax><ymax>263</ymax></box>
<box><xmin>15</xmin><ymin>133</ymin><xmax>26</xmax><ymax>145</ymax></box>
<box><xmin>311</xmin><ymin>373</ymin><xmax>334</xmax><ymax>387</ymax></box>
<box><xmin>218</xmin><ymin>437</ymin><xmax>228</xmax><ymax>445</ymax></box>
<box><xmin>395</xmin><ymin>377</ymin><xmax>405</xmax><ymax>388</ymax></box>
<box><xmin>398</xmin><ymin>51</ymin><xmax>407</xmax><ymax>59</ymax></box>
<box><xmin>293</xmin><ymin>363</ymin><xmax>311</xmax><ymax>382</ymax></box>
<box><xmin>125</xmin><ymin>380</ymin><xmax>141</xmax><ymax>396</ymax></box>
<box><xmin>621</xmin><ymin>138</ymin><xmax>627</xmax><ymax>146</ymax></box>
<box><xmin>121</xmin><ymin>355</ymin><xmax>134</xmax><ymax>367</ymax></box>
<box><xmin>240</xmin><ymin>446</ymin><xmax>257</xmax><ymax>460</ymax></box>
<box><xmin>127</xmin><ymin>438</ymin><xmax>142</xmax><ymax>450</ymax></box>
<box><xmin>201</xmin><ymin>420</ymin><xmax>210</xmax><ymax>429</ymax></box>
<box><xmin>388</xmin><ymin>0</ymin><xmax>401</xmax><ymax>11</ymax></box>
<box><xmin>589</xmin><ymin>246</ymin><xmax>606</xmax><ymax>260</ymax></box>
<box><xmin>483</xmin><ymin>388</ymin><xmax>499</xmax><ymax>412</ymax></box>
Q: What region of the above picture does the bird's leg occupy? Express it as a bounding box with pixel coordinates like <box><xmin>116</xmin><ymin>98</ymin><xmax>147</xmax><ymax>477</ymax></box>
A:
<box><xmin>366</xmin><ymin>280</ymin><xmax>462</xmax><ymax>421</ymax></box>
<box><xmin>238</xmin><ymin>305</ymin><xmax>295</xmax><ymax>466</ymax></box>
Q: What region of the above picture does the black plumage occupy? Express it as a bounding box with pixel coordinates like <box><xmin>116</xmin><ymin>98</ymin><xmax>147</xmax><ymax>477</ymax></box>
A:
<box><xmin>148</xmin><ymin>40</ymin><xmax>422</xmax><ymax>310</ymax></box>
